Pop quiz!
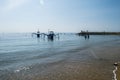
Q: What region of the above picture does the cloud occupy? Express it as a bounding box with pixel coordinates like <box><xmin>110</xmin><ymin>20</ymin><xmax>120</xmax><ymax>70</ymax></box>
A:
<box><xmin>2</xmin><ymin>0</ymin><xmax>28</xmax><ymax>12</ymax></box>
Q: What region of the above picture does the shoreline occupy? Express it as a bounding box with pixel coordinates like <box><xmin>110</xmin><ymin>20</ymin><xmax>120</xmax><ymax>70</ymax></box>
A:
<box><xmin>115</xmin><ymin>63</ymin><xmax>120</xmax><ymax>80</ymax></box>
<box><xmin>0</xmin><ymin>38</ymin><xmax>120</xmax><ymax>80</ymax></box>
<box><xmin>33</xmin><ymin>44</ymin><xmax>120</xmax><ymax>80</ymax></box>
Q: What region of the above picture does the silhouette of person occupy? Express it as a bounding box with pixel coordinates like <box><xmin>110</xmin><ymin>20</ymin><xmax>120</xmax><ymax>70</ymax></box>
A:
<box><xmin>85</xmin><ymin>35</ymin><xmax>87</xmax><ymax>40</ymax></box>
<box><xmin>37</xmin><ymin>30</ymin><xmax>40</xmax><ymax>38</ymax></box>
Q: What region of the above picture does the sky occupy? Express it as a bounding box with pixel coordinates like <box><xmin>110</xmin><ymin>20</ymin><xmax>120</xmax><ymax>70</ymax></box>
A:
<box><xmin>0</xmin><ymin>0</ymin><xmax>120</xmax><ymax>33</ymax></box>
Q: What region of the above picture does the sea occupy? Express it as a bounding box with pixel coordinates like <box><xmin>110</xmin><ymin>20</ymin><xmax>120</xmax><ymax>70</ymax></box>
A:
<box><xmin>0</xmin><ymin>33</ymin><xmax>120</xmax><ymax>80</ymax></box>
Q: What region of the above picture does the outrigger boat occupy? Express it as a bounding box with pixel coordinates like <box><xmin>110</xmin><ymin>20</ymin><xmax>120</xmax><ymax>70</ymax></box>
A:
<box><xmin>32</xmin><ymin>30</ymin><xmax>59</xmax><ymax>41</ymax></box>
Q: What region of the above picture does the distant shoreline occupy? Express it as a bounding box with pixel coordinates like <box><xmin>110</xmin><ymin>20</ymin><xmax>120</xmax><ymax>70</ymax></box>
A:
<box><xmin>78</xmin><ymin>32</ymin><xmax>120</xmax><ymax>35</ymax></box>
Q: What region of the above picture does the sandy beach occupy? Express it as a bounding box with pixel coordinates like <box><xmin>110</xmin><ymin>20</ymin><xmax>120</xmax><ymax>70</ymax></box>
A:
<box><xmin>0</xmin><ymin>35</ymin><xmax>120</xmax><ymax>80</ymax></box>
<box><xmin>2</xmin><ymin>42</ymin><xmax>120</xmax><ymax>80</ymax></box>
<box><xmin>36</xmin><ymin>45</ymin><xmax>120</xmax><ymax>80</ymax></box>
<box><xmin>116</xmin><ymin>63</ymin><xmax>120</xmax><ymax>80</ymax></box>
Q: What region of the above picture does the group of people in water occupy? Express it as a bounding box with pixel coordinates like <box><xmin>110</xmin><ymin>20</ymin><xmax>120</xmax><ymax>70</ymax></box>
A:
<box><xmin>84</xmin><ymin>33</ymin><xmax>90</xmax><ymax>40</ymax></box>
<box><xmin>78</xmin><ymin>30</ymin><xmax>90</xmax><ymax>40</ymax></box>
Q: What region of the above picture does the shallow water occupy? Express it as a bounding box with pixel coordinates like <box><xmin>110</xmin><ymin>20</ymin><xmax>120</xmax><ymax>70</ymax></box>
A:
<box><xmin>0</xmin><ymin>33</ymin><xmax>120</xmax><ymax>80</ymax></box>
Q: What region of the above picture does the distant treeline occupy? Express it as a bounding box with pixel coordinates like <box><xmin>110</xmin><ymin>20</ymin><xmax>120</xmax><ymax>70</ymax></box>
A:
<box><xmin>77</xmin><ymin>32</ymin><xmax>120</xmax><ymax>35</ymax></box>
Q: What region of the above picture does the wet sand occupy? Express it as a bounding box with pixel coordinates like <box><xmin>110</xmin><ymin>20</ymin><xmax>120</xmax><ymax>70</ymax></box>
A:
<box><xmin>41</xmin><ymin>45</ymin><xmax>119</xmax><ymax>80</ymax></box>
<box><xmin>116</xmin><ymin>63</ymin><xmax>120</xmax><ymax>80</ymax></box>
<box><xmin>2</xmin><ymin>43</ymin><xmax>120</xmax><ymax>80</ymax></box>
<box><xmin>37</xmin><ymin>46</ymin><xmax>120</xmax><ymax>80</ymax></box>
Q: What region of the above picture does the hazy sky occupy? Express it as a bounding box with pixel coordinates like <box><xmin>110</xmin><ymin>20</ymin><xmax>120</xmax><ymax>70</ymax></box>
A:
<box><xmin>0</xmin><ymin>0</ymin><xmax>120</xmax><ymax>32</ymax></box>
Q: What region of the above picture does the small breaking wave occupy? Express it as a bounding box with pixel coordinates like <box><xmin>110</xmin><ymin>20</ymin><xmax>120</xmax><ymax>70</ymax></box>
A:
<box><xmin>14</xmin><ymin>66</ymin><xmax>32</xmax><ymax>73</ymax></box>
<box><xmin>113</xmin><ymin>62</ymin><xmax>119</xmax><ymax>80</ymax></box>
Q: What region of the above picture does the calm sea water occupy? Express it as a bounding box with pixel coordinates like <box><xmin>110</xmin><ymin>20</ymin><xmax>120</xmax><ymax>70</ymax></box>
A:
<box><xmin>0</xmin><ymin>33</ymin><xmax>120</xmax><ymax>80</ymax></box>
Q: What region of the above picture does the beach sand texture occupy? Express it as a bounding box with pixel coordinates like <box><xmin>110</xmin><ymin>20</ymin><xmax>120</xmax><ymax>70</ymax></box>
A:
<box><xmin>116</xmin><ymin>63</ymin><xmax>120</xmax><ymax>80</ymax></box>
<box><xmin>1</xmin><ymin>44</ymin><xmax>120</xmax><ymax>80</ymax></box>
<box><xmin>36</xmin><ymin>46</ymin><xmax>120</xmax><ymax>80</ymax></box>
